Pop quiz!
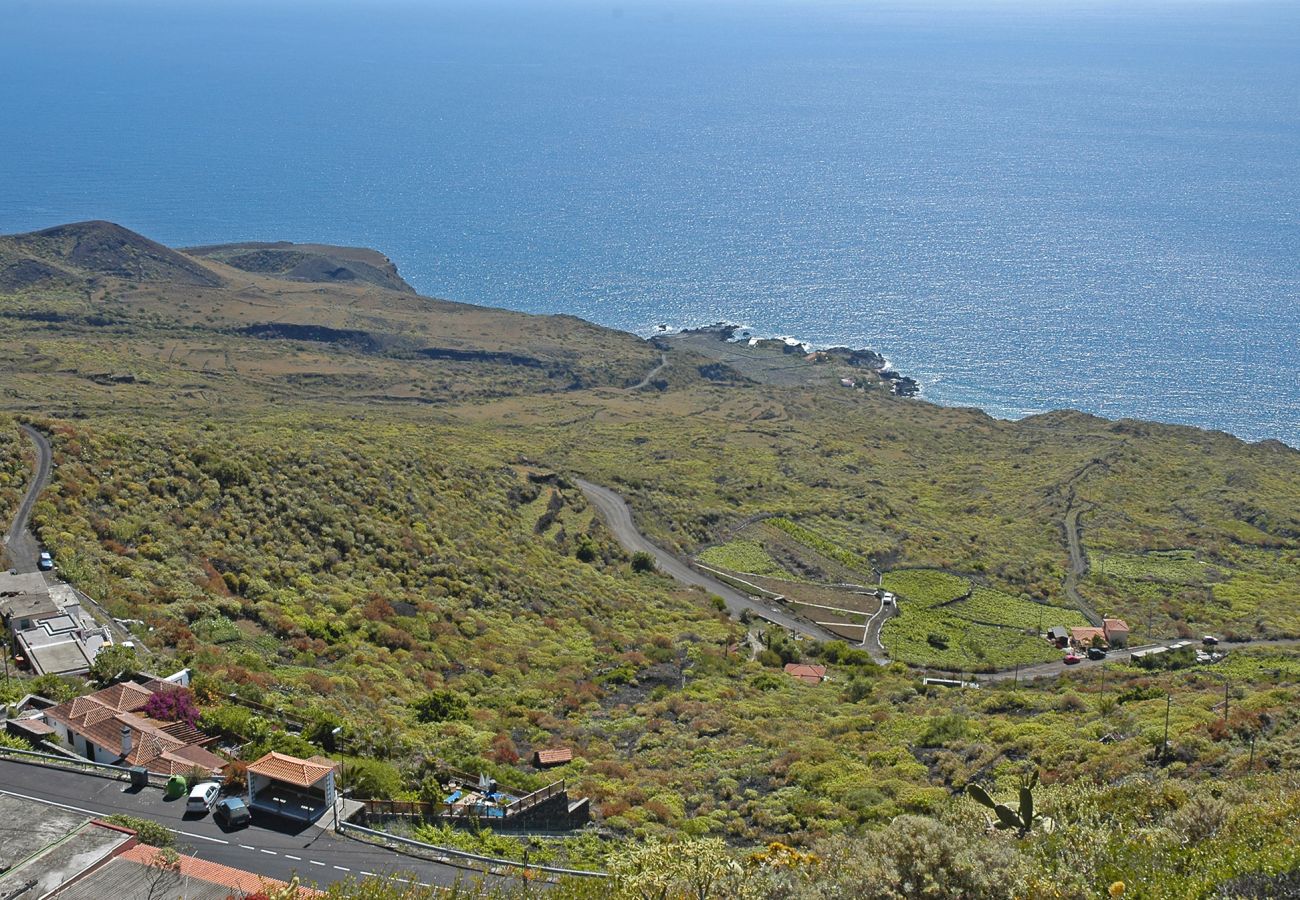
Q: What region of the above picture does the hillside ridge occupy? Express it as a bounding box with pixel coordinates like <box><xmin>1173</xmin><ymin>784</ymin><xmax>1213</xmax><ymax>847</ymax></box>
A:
<box><xmin>0</xmin><ymin>220</ymin><xmax>224</xmax><ymax>289</ymax></box>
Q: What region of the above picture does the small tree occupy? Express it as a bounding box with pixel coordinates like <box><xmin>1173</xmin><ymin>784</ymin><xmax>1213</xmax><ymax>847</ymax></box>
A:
<box><xmin>411</xmin><ymin>689</ymin><xmax>469</xmax><ymax>724</ymax></box>
<box><xmin>89</xmin><ymin>644</ymin><xmax>138</xmax><ymax>687</ymax></box>
<box><xmin>630</xmin><ymin>551</ymin><xmax>657</xmax><ymax>574</ymax></box>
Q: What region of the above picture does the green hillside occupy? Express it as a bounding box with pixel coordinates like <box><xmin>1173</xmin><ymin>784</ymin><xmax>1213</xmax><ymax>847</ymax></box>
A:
<box><xmin>3</xmin><ymin>223</ymin><xmax>1300</xmax><ymax>895</ymax></box>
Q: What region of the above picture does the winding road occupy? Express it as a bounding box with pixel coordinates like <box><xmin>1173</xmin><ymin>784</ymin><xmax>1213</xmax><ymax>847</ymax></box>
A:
<box><xmin>575</xmin><ymin>479</ymin><xmax>837</xmax><ymax>641</ymax></box>
<box><xmin>576</xmin><ymin>478</ymin><xmax>1300</xmax><ymax>683</ymax></box>
<box><xmin>3</xmin><ymin>424</ymin><xmax>52</xmax><ymax>573</ymax></box>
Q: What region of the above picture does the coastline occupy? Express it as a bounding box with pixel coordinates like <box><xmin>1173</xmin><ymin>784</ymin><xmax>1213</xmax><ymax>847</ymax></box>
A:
<box><xmin>658</xmin><ymin>321</ymin><xmax>920</xmax><ymax>398</ymax></box>
<box><xmin>650</xmin><ymin>320</ymin><xmax>1297</xmax><ymax>452</ymax></box>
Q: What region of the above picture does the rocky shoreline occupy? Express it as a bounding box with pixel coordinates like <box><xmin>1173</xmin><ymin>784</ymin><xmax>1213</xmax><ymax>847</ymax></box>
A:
<box><xmin>664</xmin><ymin>322</ymin><xmax>920</xmax><ymax>396</ymax></box>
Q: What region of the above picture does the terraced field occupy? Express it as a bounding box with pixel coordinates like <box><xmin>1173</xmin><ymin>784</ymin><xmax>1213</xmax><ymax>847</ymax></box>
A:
<box><xmin>950</xmin><ymin>587</ymin><xmax>1087</xmax><ymax>631</ymax></box>
<box><xmin>697</xmin><ymin>539</ymin><xmax>797</xmax><ymax>579</ymax></box>
<box><xmin>1094</xmin><ymin>549</ymin><xmax>1216</xmax><ymax>584</ymax></box>
<box><xmin>880</xmin><ymin>569</ymin><xmax>1076</xmax><ymax>671</ymax></box>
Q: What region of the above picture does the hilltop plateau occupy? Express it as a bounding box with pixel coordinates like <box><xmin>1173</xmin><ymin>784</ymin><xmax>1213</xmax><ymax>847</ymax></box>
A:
<box><xmin>2</xmin><ymin>223</ymin><xmax>1300</xmax><ymax>896</ymax></box>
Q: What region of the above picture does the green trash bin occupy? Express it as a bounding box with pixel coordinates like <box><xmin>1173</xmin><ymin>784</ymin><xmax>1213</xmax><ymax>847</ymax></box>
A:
<box><xmin>165</xmin><ymin>774</ymin><xmax>188</xmax><ymax>799</ymax></box>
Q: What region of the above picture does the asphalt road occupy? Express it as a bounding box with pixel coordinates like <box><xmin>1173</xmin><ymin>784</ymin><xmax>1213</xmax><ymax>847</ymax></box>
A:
<box><xmin>575</xmin><ymin>479</ymin><xmax>836</xmax><ymax>641</ymax></box>
<box><xmin>0</xmin><ymin>759</ymin><xmax>514</xmax><ymax>892</ymax></box>
<box><xmin>574</xmin><ymin>480</ymin><xmax>1300</xmax><ymax>682</ymax></box>
<box><xmin>979</xmin><ymin>637</ymin><xmax>1300</xmax><ymax>684</ymax></box>
<box><xmin>2</xmin><ymin>424</ymin><xmax>52</xmax><ymax>573</ymax></box>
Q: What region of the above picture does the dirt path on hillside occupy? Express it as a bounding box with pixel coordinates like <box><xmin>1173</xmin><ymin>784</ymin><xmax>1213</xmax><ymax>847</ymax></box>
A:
<box><xmin>630</xmin><ymin>353</ymin><xmax>668</xmax><ymax>390</ymax></box>
<box><xmin>1058</xmin><ymin>449</ymin><xmax>1127</xmax><ymax>627</ymax></box>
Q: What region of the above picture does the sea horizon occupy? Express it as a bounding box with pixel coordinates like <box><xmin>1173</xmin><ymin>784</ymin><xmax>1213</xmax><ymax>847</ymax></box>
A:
<box><xmin>2</xmin><ymin>0</ymin><xmax>1296</xmax><ymax>445</ymax></box>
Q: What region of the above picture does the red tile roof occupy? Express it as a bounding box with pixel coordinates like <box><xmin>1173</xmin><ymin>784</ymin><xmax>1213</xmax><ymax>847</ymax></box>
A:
<box><xmin>783</xmin><ymin>663</ymin><xmax>827</xmax><ymax>684</ymax></box>
<box><xmin>534</xmin><ymin>748</ymin><xmax>573</xmax><ymax>767</ymax></box>
<box><xmin>1071</xmin><ymin>626</ymin><xmax>1107</xmax><ymax>645</ymax></box>
<box><xmin>44</xmin><ymin>682</ymin><xmax>223</xmax><ymax>776</ymax></box>
<box><xmin>247</xmin><ymin>751</ymin><xmax>337</xmax><ymax>788</ymax></box>
<box><xmin>1104</xmin><ymin>618</ymin><xmax>1130</xmax><ymax>633</ymax></box>
<box><xmin>118</xmin><ymin>844</ymin><xmax>321</xmax><ymax>897</ymax></box>
<box><xmin>44</xmin><ymin>682</ymin><xmax>152</xmax><ymax>734</ymax></box>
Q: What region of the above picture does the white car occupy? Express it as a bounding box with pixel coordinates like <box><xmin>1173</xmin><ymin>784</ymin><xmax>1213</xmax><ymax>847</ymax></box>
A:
<box><xmin>186</xmin><ymin>782</ymin><xmax>220</xmax><ymax>815</ymax></box>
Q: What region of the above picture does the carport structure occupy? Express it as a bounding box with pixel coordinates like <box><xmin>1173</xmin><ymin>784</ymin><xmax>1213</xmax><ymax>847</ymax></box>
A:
<box><xmin>245</xmin><ymin>751</ymin><xmax>338</xmax><ymax>824</ymax></box>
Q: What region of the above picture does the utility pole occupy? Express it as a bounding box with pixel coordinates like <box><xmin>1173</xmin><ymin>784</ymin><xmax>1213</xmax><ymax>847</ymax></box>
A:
<box><xmin>1162</xmin><ymin>693</ymin><xmax>1172</xmax><ymax>762</ymax></box>
<box><xmin>1249</xmin><ymin>734</ymin><xmax>1256</xmax><ymax>772</ymax></box>
<box><xmin>1224</xmin><ymin>679</ymin><xmax>1230</xmax><ymax>726</ymax></box>
<box><xmin>1014</xmin><ymin>662</ymin><xmax>1019</xmax><ymax>688</ymax></box>
<box><xmin>331</xmin><ymin>726</ymin><xmax>345</xmax><ymax>831</ymax></box>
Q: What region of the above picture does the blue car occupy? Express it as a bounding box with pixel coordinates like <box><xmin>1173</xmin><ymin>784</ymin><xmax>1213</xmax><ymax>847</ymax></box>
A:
<box><xmin>38</xmin><ymin>552</ymin><xmax>53</xmax><ymax>571</ymax></box>
<box><xmin>214</xmin><ymin>797</ymin><xmax>251</xmax><ymax>828</ymax></box>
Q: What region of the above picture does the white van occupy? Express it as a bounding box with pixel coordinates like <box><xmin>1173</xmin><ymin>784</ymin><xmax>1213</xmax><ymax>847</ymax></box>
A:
<box><xmin>186</xmin><ymin>782</ymin><xmax>220</xmax><ymax>815</ymax></box>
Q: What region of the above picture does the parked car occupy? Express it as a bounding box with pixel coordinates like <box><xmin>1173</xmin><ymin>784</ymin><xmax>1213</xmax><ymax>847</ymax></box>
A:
<box><xmin>1202</xmin><ymin>635</ymin><xmax>1219</xmax><ymax>646</ymax></box>
<box><xmin>186</xmin><ymin>782</ymin><xmax>220</xmax><ymax>815</ymax></box>
<box><xmin>214</xmin><ymin>797</ymin><xmax>251</xmax><ymax>828</ymax></box>
<box><xmin>1087</xmin><ymin>647</ymin><xmax>1107</xmax><ymax>661</ymax></box>
<box><xmin>37</xmin><ymin>552</ymin><xmax>53</xmax><ymax>571</ymax></box>
<box><xmin>1064</xmin><ymin>653</ymin><xmax>1083</xmax><ymax>665</ymax></box>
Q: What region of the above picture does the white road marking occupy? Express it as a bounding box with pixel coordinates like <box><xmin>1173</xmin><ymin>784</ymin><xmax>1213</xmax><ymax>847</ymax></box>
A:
<box><xmin>285</xmin><ymin>854</ymin><xmax>302</xmax><ymax>861</ymax></box>
<box><xmin>176</xmin><ymin>829</ymin><xmax>229</xmax><ymax>845</ymax></box>
<box><xmin>309</xmin><ymin>860</ymin><xmax>326</xmax><ymax>867</ymax></box>
<box><xmin>239</xmin><ymin>844</ymin><xmax>256</xmax><ymax>850</ymax></box>
<box><xmin>334</xmin><ymin>865</ymin><xmax>351</xmax><ymax>872</ymax></box>
<box><xmin>0</xmin><ymin>790</ymin><xmax>229</xmax><ymax>845</ymax></box>
<box><xmin>361</xmin><ymin>871</ymin><xmax>377</xmax><ymax>877</ymax></box>
<box><xmin>259</xmin><ymin>848</ymin><xmax>277</xmax><ymax>855</ymax></box>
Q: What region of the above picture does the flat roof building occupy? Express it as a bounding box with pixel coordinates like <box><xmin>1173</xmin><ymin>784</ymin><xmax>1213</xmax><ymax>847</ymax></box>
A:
<box><xmin>0</xmin><ymin>571</ymin><xmax>61</xmax><ymax>630</ymax></box>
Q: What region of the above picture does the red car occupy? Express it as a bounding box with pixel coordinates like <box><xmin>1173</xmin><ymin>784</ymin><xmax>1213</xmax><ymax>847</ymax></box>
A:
<box><xmin>1064</xmin><ymin>653</ymin><xmax>1083</xmax><ymax>665</ymax></box>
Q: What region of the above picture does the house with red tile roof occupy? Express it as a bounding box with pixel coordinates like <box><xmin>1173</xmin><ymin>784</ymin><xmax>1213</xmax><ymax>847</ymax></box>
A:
<box><xmin>1070</xmin><ymin>626</ymin><xmax>1108</xmax><ymax>650</ymax></box>
<box><xmin>41</xmin><ymin>681</ymin><xmax>225</xmax><ymax>777</ymax></box>
<box><xmin>783</xmin><ymin>663</ymin><xmax>828</xmax><ymax>685</ymax></box>
<box><xmin>1103</xmin><ymin>618</ymin><xmax>1130</xmax><ymax>648</ymax></box>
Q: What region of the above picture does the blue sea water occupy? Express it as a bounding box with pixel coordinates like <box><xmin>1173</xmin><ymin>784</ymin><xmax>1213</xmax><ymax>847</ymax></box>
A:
<box><xmin>1</xmin><ymin>0</ymin><xmax>1297</xmax><ymax>445</ymax></box>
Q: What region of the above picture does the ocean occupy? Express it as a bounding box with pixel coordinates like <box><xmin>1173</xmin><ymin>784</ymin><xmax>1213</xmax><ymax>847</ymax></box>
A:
<box><xmin>1</xmin><ymin>0</ymin><xmax>1297</xmax><ymax>445</ymax></box>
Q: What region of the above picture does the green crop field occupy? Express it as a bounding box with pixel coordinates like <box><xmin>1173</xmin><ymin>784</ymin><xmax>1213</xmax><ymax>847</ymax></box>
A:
<box><xmin>767</xmin><ymin>517</ymin><xmax>876</xmax><ymax>577</ymax></box>
<box><xmin>1094</xmin><ymin>550</ymin><xmax>1215</xmax><ymax>584</ymax></box>
<box><xmin>881</xmin><ymin>569</ymin><xmax>969</xmax><ymax>608</ymax></box>
<box><xmin>881</xmin><ymin>608</ymin><xmax>1061</xmax><ymax>671</ymax></box>
<box><xmin>697</xmin><ymin>539</ymin><xmax>796</xmax><ymax>579</ymax></box>
<box><xmin>878</xmin><ymin>571</ymin><xmax>1075</xmax><ymax>670</ymax></box>
<box><xmin>948</xmin><ymin>587</ymin><xmax>1087</xmax><ymax>631</ymax></box>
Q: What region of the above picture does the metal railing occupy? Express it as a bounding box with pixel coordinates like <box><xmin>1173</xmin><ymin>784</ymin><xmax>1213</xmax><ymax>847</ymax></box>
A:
<box><xmin>0</xmin><ymin>744</ymin><xmax>169</xmax><ymax>787</ymax></box>
<box><xmin>337</xmin><ymin>819</ymin><xmax>607</xmax><ymax>879</ymax></box>
<box><xmin>361</xmin><ymin>798</ymin><xmax>444</xmax><ymax>819</ymax></box>
<box><xmin>505</xmin><ymin>780</ymin><xmax>565</xmax><ymax>816</ymax></box>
